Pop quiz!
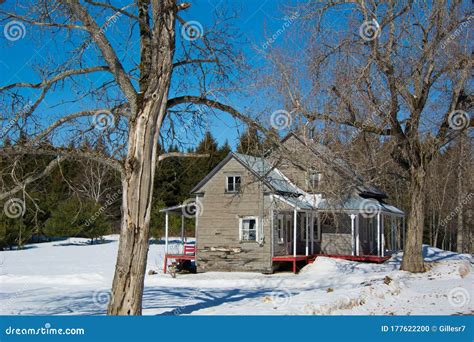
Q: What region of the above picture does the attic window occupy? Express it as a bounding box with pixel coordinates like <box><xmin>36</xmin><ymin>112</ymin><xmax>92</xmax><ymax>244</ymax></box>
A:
<box><xmin>308</xmin><ymin>170</ymin><xmax>322</xmax><ymax>189</ymax></box>
<box><xmin>226</xmin><ymin>175</ymin><xmax>241</xmax><ymax>192</ymax></box>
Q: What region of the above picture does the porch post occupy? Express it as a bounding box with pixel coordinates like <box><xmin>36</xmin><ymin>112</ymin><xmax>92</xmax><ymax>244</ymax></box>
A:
<box><xmin>310</xmin><ymin>211</ymin><xmax>314</xmax><ymax>254</ymax></box>
<box><xmin>381</xmin><ymin>214</ymin><xmax>385</xmax><ymax>257</ymax></box>
<box><xmin>270</xmin><ymin>208</ymin><xmax>274</xmax><ymax>258</ymax></box>
<box><xmin>377</xmin><ymin>212</ymin><xmax>381</xmax><ymax>257</ymax></box>
<box><xmin>195</xmin><ymin>196</ymin><xmax>199</xmax><ymax>266</ymax></box>
<box><xmin>293</xmin><ymin>209</ymin><xmax>297</xmax><ymax>258</ymax></box>
<box><xmin>391</xmin><ymin>216</ymin><xmax>395</xmax><ymax>251</ymax></box>
<box><xmin>165</xmin><ymin>212</ymin><xmax>169</xmax><ymax>255</ymax></box>
<box><xmin>317</xmin><ymin>212</ymin><xmax>321</xmax><ymax>250</ymax></box>
<box><xmin>305</xmin><ymin>212</ymin><xmax>309</xmax><ymax>256</ymax></box>
<box><xmin>356</xmin><ymin>214</ymin><xmax>360</xmax><ymax>256</ymax></box>
<box><xmin>181</xmin><ymin>215</ymin><xmax>185</xmax><ymax>244</ymax></box>
<box><xmin>350</xmin><ymin>214</ymin><xmax>356</xmax><ymax>256</ymax></box>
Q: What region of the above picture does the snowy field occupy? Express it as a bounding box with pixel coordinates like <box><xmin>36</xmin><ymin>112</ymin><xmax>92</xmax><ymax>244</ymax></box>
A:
<box><xmin>0</xmin><ymin>235</ymin><xmax>472</xmax><ymax>315</ymax></box>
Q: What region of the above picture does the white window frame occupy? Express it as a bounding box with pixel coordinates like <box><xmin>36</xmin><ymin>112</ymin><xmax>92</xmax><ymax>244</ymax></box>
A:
<box><xmin>239</xmin><ymin>216</ymin><xmax>258</xmax><ymax>242</ymax></box>
<box><xmin>226</xmin><ymin>174</ymin><xmax>241</xmax><ymax>193</ymax></box>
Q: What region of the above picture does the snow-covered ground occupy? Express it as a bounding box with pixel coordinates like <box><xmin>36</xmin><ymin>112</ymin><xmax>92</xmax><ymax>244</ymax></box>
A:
<box><xmin>0</xmin><ymin>235</ymin><xmax>472</xmax><ymax>315</ymax></box>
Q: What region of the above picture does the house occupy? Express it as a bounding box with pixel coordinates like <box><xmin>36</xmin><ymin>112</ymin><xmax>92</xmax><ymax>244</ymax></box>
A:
<box><xmin>162</xmin><ymin>133</ymin><xmax>405</xmax><ymax>273</ymax></box>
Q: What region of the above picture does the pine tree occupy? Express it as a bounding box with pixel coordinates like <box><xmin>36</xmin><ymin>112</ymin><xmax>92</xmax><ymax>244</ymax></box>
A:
<box><xmin>236</xmin><ymin>127</ymin><xmax>262</xmax><ymax>156</ymax></box>
<box><xmin>44</xmin><ymin>198</ymin><xmax>110</xmax><ymax>244</ymax></box>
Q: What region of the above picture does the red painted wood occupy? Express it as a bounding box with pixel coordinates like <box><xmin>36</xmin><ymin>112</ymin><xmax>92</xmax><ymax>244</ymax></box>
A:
<box><xmin>311</xmin><ymin>254</ymin><xmax>391</xmax><ymax>263</ymax></box>
<box><xmin>163</xmin><ymin>244</ymin><xmax>196</xmax><ymax>273</ymax></box>
<box><xmin>271</xmin><ymin>253</ymin><xmax>390</xmax><ymax>273</ymax></box>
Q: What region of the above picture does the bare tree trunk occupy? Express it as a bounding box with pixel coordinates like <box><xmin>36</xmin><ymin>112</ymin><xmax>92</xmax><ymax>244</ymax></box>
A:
<box><xmin>107</xmin><ymin>1</ymin><xmax>176</xmax><ymax>315</ymax></box>
<box><xmin>456</xmin><ymin>133</ymin><xmax>466</xmax><ymax>253</ymax></box>
<box><xmin>401</xmin><ymin>167</ymin><xmax>426</xmax><ymax>272</ymax></box>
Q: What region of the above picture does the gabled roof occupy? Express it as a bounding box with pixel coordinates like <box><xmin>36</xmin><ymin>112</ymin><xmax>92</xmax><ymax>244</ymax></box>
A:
<box><xmin>190</xmin><ymin>152</ymin><xmax>302</xmax><ymax>195</ymax></box>
<box><xmin>279</xmin><ymin>133</ymin><xmax>387</xmax><ymax>199</ymax></box>
<box><xmin>233</xmin><ymin>153</ymin><xmax>301</xmax><ymax>195</ymax></box>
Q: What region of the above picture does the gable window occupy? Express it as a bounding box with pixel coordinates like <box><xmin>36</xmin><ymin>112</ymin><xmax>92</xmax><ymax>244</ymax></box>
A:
<box><xmin>226</xmin><ymin>175</ymin><xmax>241</xmax><ymax>192</ymax></box>
<box><xmin>307</xmin><ymin>170</ymin><xmax>322</xmax><ymax>189</ymax></box>
<box><xmin>240</xmin><ymin>217</ymin><xmax>257</xmax><ymax>242</ymax></box>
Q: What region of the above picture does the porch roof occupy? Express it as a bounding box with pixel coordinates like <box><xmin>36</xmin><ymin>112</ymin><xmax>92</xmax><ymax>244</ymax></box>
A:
<box><xmin>317</xmin><ymin>196</ymin><xmax>405</xmax><ymax>216</ymax></box>
<box><xmin>274</xmin><ymin>194</ymin><xmax>405</xmax><ymax>216</ymax></box>
<box><xmin>159</xmin><ymin>201</ymin><xmax>196</xmax><ymax>216</ymax></box>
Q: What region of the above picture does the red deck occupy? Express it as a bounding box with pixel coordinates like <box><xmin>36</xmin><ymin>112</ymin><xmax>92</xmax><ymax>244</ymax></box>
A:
<box><xmin>311</xmin><ymin>254</ymin><xmax>391</xmax><ymax>263</ymax></box>
<box><xmin>272</xmin><ymin>254</ymin><xmax>390</xmax><ymax>273</ymax></box>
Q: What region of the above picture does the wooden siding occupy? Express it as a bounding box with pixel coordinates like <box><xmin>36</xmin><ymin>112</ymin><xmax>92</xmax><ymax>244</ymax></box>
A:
<box><xmin>196</xmin><ymin>158</ymin><xmax>273</xmax><ymax>273</ymax></box>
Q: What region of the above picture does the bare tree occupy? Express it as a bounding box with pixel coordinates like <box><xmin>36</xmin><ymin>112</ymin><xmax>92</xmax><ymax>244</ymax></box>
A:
<box><xmin>0</xmin><ymin>0</ymin><xmax>272</xmax><ymax>315</ymax></box>
<box><xmin>262</xmin><ymin>0</ymin><xmax>472</xmax><ymax>272</ymax></box>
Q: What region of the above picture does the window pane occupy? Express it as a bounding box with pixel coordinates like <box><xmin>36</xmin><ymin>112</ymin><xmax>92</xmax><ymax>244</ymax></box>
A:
<box><xmin>227</xmin><ymin>177</ymin><xmax>234</xmax><ymax>191</ymax></box>
<box><xmin>235</xmin><ymin>176</ymin><xmax>241</xmax><ymax>191</ymax></box>
<box><xmin>248</xmin><ymin>219</ymin><xmax>255</xmax><ymax>231</ymax></box>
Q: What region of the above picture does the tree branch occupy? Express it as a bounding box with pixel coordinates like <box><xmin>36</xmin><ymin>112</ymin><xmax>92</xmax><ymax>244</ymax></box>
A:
<box><xmin>158</xmin><ymin>152</ymin><xmax>209</xmax><ymax>162</ymax></box>
<box><xmin>64</xmin><ymin>0</ymin><xmax>137</xmax><ymax>113</ymax></box>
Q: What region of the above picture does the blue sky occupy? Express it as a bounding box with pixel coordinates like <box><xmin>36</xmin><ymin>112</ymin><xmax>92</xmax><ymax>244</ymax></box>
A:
<box><xmin>0</xmin><ymin>0</ymin><xmax>303</xmax><ymax>150</ymax></box>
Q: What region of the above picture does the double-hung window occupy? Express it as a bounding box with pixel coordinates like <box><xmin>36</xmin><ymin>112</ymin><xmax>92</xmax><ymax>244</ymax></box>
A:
<box><xmin>226</xmin><ymin>175</ymin><xmax>241</xmax><ymax>192</ymax></box>
<box><xmin>240</xmin><ymin>217</ymin><xmax>257</xmax><ymax>242</ymax></box>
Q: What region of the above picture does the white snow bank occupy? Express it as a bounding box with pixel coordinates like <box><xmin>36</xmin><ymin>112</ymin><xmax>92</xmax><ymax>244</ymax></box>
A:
<box><xmin>0</xmin><ymin>237</ymin><xmax>472</xmax><ymax>315</ymax></box>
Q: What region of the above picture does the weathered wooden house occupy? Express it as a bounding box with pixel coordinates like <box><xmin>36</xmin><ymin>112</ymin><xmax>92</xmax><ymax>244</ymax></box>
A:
<box><xmin>162</xmin><ymin>133</ymin><xmax>405</xmax><ymax>273</ymax></box>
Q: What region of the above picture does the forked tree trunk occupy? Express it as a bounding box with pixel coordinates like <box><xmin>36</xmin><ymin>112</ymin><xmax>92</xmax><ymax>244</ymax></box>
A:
<box><xmin>107</xmin><ymin>1</ymin><xmax>176</xmax><ymax>315</ymax></box>
<box><xmin>401</xmin><ymin>166</ymin><xmax>426</xmax><ymax>273</ymax></box>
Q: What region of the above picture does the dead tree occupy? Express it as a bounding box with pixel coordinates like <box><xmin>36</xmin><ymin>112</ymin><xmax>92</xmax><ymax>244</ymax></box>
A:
<box><xmin>262</xmin><ymin>0</ymin><xmax>472</xmax><ymax>272</ymax></box>
<box><xmin>0</xmin><ymin>0</ymin><xmax>276</xmax><ymax>315</ymax></box>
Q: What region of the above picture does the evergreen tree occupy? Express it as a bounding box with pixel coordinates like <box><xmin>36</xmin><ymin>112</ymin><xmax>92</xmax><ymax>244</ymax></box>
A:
<box><xmin>236</xmin><ymin>127</ymin><xmax>262</xmax><ymax>156</ymax></box>
<box><xmin>44</xmin><ymin>198</ymin><xmax>110</xmax><ymax>244</ymax></box>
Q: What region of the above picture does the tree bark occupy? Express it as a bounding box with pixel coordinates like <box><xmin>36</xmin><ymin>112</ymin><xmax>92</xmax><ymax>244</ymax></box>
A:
<box><xmin>401</xmin><ymin>166</ymin><xmax>426</xmax><ymax>273</ymax></box>
<box><xmin>456</xmin><ymin>133</ymin><xmax>466</xmax><ymax>253</ymax></box>
<box><xmin>107</xmin><ymin>0</ymin><xmax>176</xmax><ymax>315</ymax></box>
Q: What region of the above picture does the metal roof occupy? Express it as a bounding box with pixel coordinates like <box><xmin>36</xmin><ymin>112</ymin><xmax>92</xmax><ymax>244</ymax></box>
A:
<box><xmin>159</xmin><ymin>201</ymin><xmax>196</xmax><ymax>216</ymax></box>
<box><xmin>233</xmin><ymin>153</ymin><xmax>302</xmax><ymax>195</ymax></box>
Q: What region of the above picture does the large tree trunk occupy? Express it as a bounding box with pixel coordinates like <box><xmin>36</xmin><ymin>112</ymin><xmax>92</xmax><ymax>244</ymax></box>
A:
<box><xmin>107</xmin><ymin>1</ymin><xmax>176</xmax><ymax>315</ymax></box>
<box><xmin>456</xmin><ymin>133</ymin><xmax>466</xmax><ymax>253</ymax></box>
<box><xmin>401</xmin><ymin>166</ymin><xmax>426</xmax><ymax>273</ymax></box>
